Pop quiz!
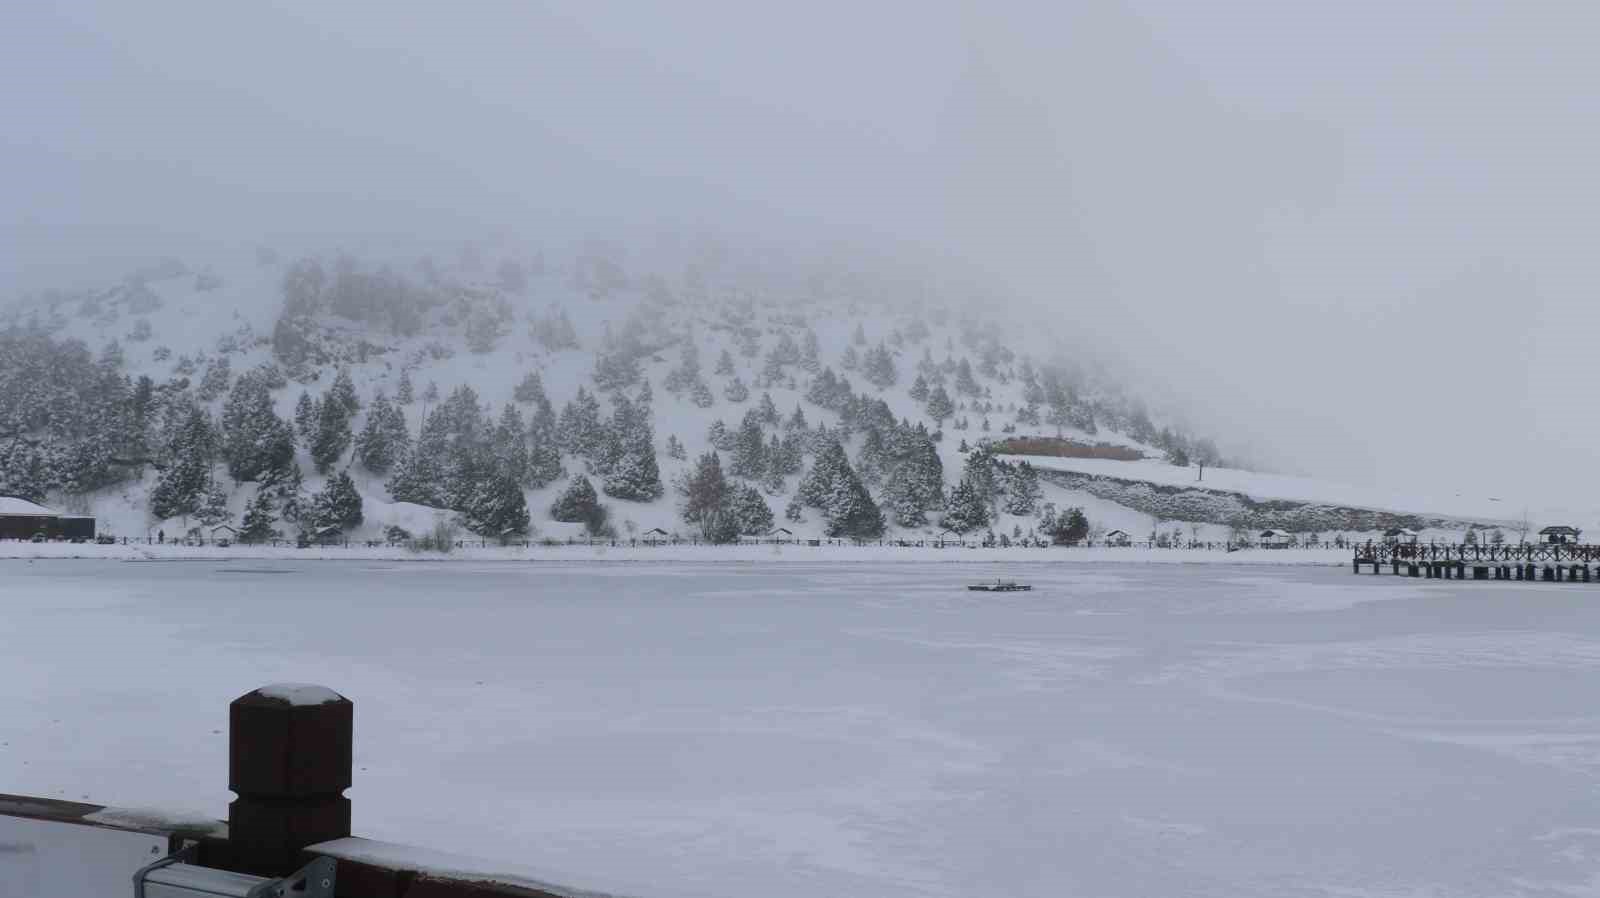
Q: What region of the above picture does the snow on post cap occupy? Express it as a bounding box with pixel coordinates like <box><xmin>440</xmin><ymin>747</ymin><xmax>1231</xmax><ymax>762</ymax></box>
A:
<box><xmin>255</xmin><ymin>683</ymin><xmax>346</xmax><ymax>706</ymax></box>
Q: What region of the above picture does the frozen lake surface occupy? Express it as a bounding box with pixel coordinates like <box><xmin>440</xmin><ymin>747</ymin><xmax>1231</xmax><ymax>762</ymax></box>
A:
<box><xmin>3</xmin><ymin>560</ymin><xmax>1599</xmax><ymax>897</ymax></box>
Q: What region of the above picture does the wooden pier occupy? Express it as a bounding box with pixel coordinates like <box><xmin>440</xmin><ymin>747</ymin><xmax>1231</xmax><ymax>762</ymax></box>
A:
<box><xmin>1353</xmin><ymin>541</ymin><xmax>1600</xmax><ymax>582</ymax></box>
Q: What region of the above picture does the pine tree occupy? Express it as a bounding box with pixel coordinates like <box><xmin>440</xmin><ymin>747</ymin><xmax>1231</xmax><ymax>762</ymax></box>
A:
<box><xmin>294</xmin><ymin>391</ymin><xmax>317</xmax><ymax>443</ymax></box>
<box><xmin>707</xmin><ymin>419</ymin><xmax>736</xmax><ymax>452</ymax></box>
<box><xmin>513</xmin><ymin>371</ymin><xmax>550</xmax><ymax>407</ymax></box>
<box><xmin>689</xmin><ymin>378</ymin><xmax>715</xmax><ymax>408</ymax></box>
<box><xmin>664</xmin><ymin>339</ymin><xmax>702</xmax><ymax>393</ymax></box>
<box><xmin>676</xmin><ymin>451</ymin><xmax>729</xmax><ymax>528</ymax></box>
<box><xmin>329</xmin><ymin>368</ymin><xmax>361</xmax><ymax>417</ymax></box>
<box><xmin>275</xmin><ymin>462</ymin><xmax>307</xmax><ymax>526</ymax></box>
<box><xmin>557</xmin><ymin>387</ymin><xmax>605</xmax><ymax>458</ymax></box>
<box><xmin>355</xmin><ymin>393</ymin><xmax>408</xmax><ymax>474</ymax></box>
<box><xmin>666</xmin><ymin>434</ymin><xmax>687</xmax><ymax>460</ymax></box>
<box><xmin>310</xmin><ymin>393</ymin><xmax>353</xmax><ymax>474</ymax></box>
<box><xmin>1050</xmin><ymin>507</ymin><xmax>1089</xmax><ymax>545</ymax></box>
<box><xmin>723</xmin><ymin>376</ymin><xmax>750</xmax><ymax>403</ymax></box>
<box><xmin>840</xmin><ymin>344</ymin><xmax>860</xmax><ymax>371</ymax></box>
<box><xmin>492</xmin><ymin>403</ymin><xmax>530</xmax><ymax>484</ymax></box>
<box><xmin>396</xmin><ymin>368</ymin><xmax>415</xmax><ymax>405</ymax></box>
<box><xmin>550</xmin><ymin>475</ymin><xmax>601</xmax><ymax>523</ymax></box>
<box><xmin>150</xmin><ymin>407</ymin><xmax>214</xmax><ymax>523</ymax></box>
<box><xmin>311</xmin><ymin>471</ymin><xmax>364</xmax><ymax>530</ymax></box>
<box><xmin>239</xmin><ymin>487</ymin><xmax>277</xmax><ymax>543</ymax></box>
<box><xmin>755</xmin><ymin>392</ymin><xmax>779</xmax><ymax>425</ymax></box>
<box><xmin>954</xmin><ymin>358</ymin><xmax>981</xmax><ymax>397</ymax></box>
<box><xmin>221</xmin><ymin>371</ymin><xmax>295</xmax><ymax>483</ymax></box>
<box><xmin>864</xmin><ymin>343</ymin><xmax>897</xmax><ymax>389</ymax></box>
<box><xmin>198</xmin><ymin>357</ymin><xmax>232</xmax><ymax>401</ymax></box>
<box><xmin>823</xmin><ymin>464</ymin><xmax>884</xmax><ymax>539</ymax></box>
<box><xmin>729</xmin><ymin>413</ymin><xmax>767</xmax><ymax>479</ymax></box>
<box><xmin>962</xmin><ymin>445</ymin><xmax>999</xmax><ymax>510</ymax></box>
<box><xmin>909</xmin><ymin>373</ymin><xmax>930</xmax><ymax>402</ymax></box>
<box><xmin>464</xmin><ymin>470</ymin><xmax>530</xmax><ymax>539</ymax></box>
<box><xmin>852</xmin><ymin>322</ymin><xmax>866</xmax><ymax>345</ymax></box>
<box><xmin>773</xmin><ymin>331</ymin><xmax>801</xmax><ymax>365</ymax></box>
<box><xmin>1002</xmin><ymin>460</ymin><xmax>1042</xmax><ymax>516</ymax></box>
<box><xmin>423</xmin><ymin>380</ymin><xmax>440</xmax><ymax>404</ymax></box>
<box><xmin>883</xmin><ymin>435</ymin><xmax>943</xmax><ymax>526</ymax></box>
<box><xmin>856</xmin><ymin>427</ymin><xmax>887</xmax><ymax>486</ymax></box>
<box><xmin>675</xmin><ymin>452</ymin><xmax>738</xmax><ymax>543</ymax></box>
<box><xmin>925</xmin><ymin>383</ymin><xmax>954</xmax><ymax>424</ymax></box>
<box><xmin>525</xmin><ymin>398</ymin><xmax>566</xmax><ymax>488</ymax></box>
<box><xmin>604</xmin><ymin>447</ymin><xmax>664</xmax><ymax>501</ymax></box>
<box><xmin>715</xmin><ymin>348</ymin><xmax>737</xmax><ymax>376</ymax></box>
<box><xmin>733</xmin><ymin>484</ymin><xmax>774</xmax><ymax>534</ymax></box>
<box><xmin>785</xmin><ymin>404</ymin><xmax>808</xmax><ymax>433</ymax></box>
<box><xmin>942</xmin><ymin>478</ymin><xmax>989</xmax><ymax>533</ymax></box>
<box><xmin>196</xmin><ymin>474</ymin><xmax>232</xmax><ymax>528</ymax></box>
<box><xmin>800</xmin><ymin>329</ymin><xmax>821</xmax><ymax>373</ymax></box>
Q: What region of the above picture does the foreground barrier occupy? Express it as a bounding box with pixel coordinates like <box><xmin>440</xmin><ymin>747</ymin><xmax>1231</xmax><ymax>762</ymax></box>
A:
<box><xmin>0</xmin><ymin>685</ymin><xmax>614</xmax><ymax>898</ymax></box>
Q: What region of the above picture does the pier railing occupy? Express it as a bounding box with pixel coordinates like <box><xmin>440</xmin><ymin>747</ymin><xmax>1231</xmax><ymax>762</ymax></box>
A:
<box><xmin>1353</xmin><ymin>541</ymin><xmax>1600</xmax><ymax>564</ymax></box>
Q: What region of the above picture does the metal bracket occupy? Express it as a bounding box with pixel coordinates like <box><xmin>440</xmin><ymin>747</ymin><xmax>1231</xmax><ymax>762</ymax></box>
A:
<box><xmin>247</xmin><ymin>856</ymin><xmax>337</xmax><ymax>898</ymax></box>
<box><xmin>133</xmin><ymin>844</ymin><xmax>196</xmax><ymax>898</ymax></box>
<box><xmin>134</xmin><ymin>851</ymin><xmax>336</xmax><ymax>898</ymax></box>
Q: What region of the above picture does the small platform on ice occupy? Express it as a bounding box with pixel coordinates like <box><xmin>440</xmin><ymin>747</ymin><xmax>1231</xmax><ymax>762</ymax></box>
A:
<box><xmin>968</xmin><ymin>580</ymin><xmax>1032</xmax><ymax>592</ymax></box>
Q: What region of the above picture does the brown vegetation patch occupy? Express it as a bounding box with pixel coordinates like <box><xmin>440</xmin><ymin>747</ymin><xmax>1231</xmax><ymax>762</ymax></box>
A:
<box><xmin>992</xmin><ymin>437</ymin><xmax>1146</xmax><ymax>461</ymax></box>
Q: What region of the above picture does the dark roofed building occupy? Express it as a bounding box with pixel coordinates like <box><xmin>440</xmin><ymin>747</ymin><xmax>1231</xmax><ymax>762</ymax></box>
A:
<box><xmin>0</xmin><ymin>497</ymin><xmax>95</xmax><ymax>541</ymax></box>
<box><xmin>1540</xmin><ymin>525</ymin><xmax>1582</xmax><ymax>545</ymax></box>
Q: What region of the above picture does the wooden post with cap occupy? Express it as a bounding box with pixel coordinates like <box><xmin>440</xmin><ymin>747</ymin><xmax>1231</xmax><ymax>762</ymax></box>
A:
<box><xmin>228</xmin><ymin>683</ymin><xmax>353</xmax><ymax>877</ymax></box>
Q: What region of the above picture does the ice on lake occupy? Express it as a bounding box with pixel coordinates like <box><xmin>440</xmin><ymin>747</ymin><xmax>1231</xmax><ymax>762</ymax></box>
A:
<box><xmin>4</xmin><ymin>560</ymin><xmax>1600</xmax><ymax>898</ymax></box>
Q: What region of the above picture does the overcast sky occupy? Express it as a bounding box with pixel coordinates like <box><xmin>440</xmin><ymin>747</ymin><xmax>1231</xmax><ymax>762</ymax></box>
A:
<box><xmin>5</xmin><ymin>1</ymin><xmax>1598</xmax><ymax>508</ymax></box>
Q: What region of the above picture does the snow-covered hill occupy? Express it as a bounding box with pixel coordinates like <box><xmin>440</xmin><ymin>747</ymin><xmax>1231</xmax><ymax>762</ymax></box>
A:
<box><xmin>0</xmin><ymin>240</ymin><xmax>1480</xmax><ymax>548</ymax></box>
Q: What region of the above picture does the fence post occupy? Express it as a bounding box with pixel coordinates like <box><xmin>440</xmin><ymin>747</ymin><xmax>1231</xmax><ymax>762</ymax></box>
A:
<box><xmin>228</xmin><ymin>684</ymin><xmax>353</xmax><ymax>877</ymax></box>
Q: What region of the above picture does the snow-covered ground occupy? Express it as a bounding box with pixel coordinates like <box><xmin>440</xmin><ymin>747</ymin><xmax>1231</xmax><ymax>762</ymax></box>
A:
<box><xmin>0</xmin><ymin>539</ymin><xmax>1352</xmax><ymax>565</ymax></box>
<box><xmin>5</xmin><ymin>560</ymin><xmax>1600</xmax><ymax>897</ymax></box>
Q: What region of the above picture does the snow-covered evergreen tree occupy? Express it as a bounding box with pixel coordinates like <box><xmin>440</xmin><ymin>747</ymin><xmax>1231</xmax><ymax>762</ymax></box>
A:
<box><xmin>196</xmin><ymin>475</ymin><xmax>232</xmax><ymax>528</ymax></box>
<box><xmin>311</xmin><ymin>471</ymin><xmax>364</xmax><ymax>530</ymax></box>
<box><xmin>198</xmin><ymin>357</ymin><xmax>231</xmax><ymax>401</ymax></box>
<box><xmin>239</xmin><ymin>487</ymin><xmax>277</xmax><ymax>543</ymax></box>
<box><xmin>800</xmin><ymin>329</ymin><xmax>821</xmax><ymax>373</ymax></box>
<box><xmin>733</xmin><ymin>484</ymin><xmax>774</xmax><ymax>534</ymax></box>
<box><xmin>355</xmin><ymin>392</ymin><xmax>410</xmax><ymax>475</ymax></box>
<box><xmin>396</xmin><ymin>368</ymin><xmax>415</xmax><ymax>405</ymax></box>
<box><xmin>464</xmin><ymin>470</ymin><xmax>530</xmax><ymax>539</ymax></box>
<box><xmin>714</xmin><ymin>347</ymin><xmax>737</xmax><ymax>377</ymax></box>
<box><xmin>689</xmin><ymin>378</ymin><xmax>715</xmax><ymax>408</ymax></box>
<box><xmin>925</xmin><ymin>383</ymin><xmax>954</xmax><ymax>424</ymax></box>
<box><xmin>863</xmin><ymin>343</ymin><xmax>897</xmax><ymax>389</ymax></box>
<box><xmin>329</xmin><ymin>368</ymin><xmax>361</xmax><ymax>417</ymax></box>
<box><xmin>941</xmin><ymin>477</ymin><xmax>989</xmax><ymax>533</ymax></box>
<box><xmin>550</xmin><ymin>475</ymin><xmax>601</xmax><ymax>523</ymax></box>
<box><xmin>723</xmin><ymin>376</ymin><xmax>750</xmax><ymax>403</ymax></box>
<box><xmin>310</xmin><ymin>391</ymin><xmax>354</xmax><ymax>474</ymax></box>
<box><xmin>294</xmin><ymin>391</ymin><xmax>317</xmax><ymax>442</ymax></box>
<box><xmin>221</xmin><ymin>371</ymin><xmax>295</xmax><ymax>483</ymax></box>
<box><xmin>729</xmin><ymin>413</ymin><xmax>767</xmax><ymax>480</ymax></box>
<box><xmin>908</xmin><ymin>373</ymin><xmax>930</xmax><ymax>402</ymax></box>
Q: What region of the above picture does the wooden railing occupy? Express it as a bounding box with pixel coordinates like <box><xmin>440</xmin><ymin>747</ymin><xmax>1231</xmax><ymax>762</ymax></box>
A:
<box><xmin>1353</xmin><ymin>541</ymin><xmax>1600</xmax><ymax>564</ymax></box>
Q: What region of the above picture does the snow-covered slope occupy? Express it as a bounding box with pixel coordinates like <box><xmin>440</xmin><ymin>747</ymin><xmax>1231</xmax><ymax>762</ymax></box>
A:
<box><xmin>0</xmin><ymin>240</ymin><xmax>1470</xmax><ymax>546</ymax></box>
<box><xmin>1012</xmin><ymin>456</ymin><xmax>1525</xmax><ymax>529</ymax></box>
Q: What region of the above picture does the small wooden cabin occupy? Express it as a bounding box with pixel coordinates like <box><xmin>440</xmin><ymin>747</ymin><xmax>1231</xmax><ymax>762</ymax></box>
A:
<box><xmin>1104</xmin><ymin>529</ymin><xmax>1132</xmax><ymax>547</ymax></box>
<box><xmin>1259</xmin><ymin>529</ymin><xmax>1294</xmax><ymax>548</ymax></box>
<box><xmin>1540</xmin><ymin>525</ymin><xmax>1582</xmax><ymax>545</ymax></box>
<box><xmin>1383</xmin><ymin>527</ymin><xmax>1419</xmax><ymax>545</ymax></box>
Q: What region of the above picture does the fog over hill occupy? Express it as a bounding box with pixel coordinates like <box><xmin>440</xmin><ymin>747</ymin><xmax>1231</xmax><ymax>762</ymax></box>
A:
<box><xmin>7</xmin><ymin>1</ymin><xmax>1599</xmax><ymax>514</ymax></box>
